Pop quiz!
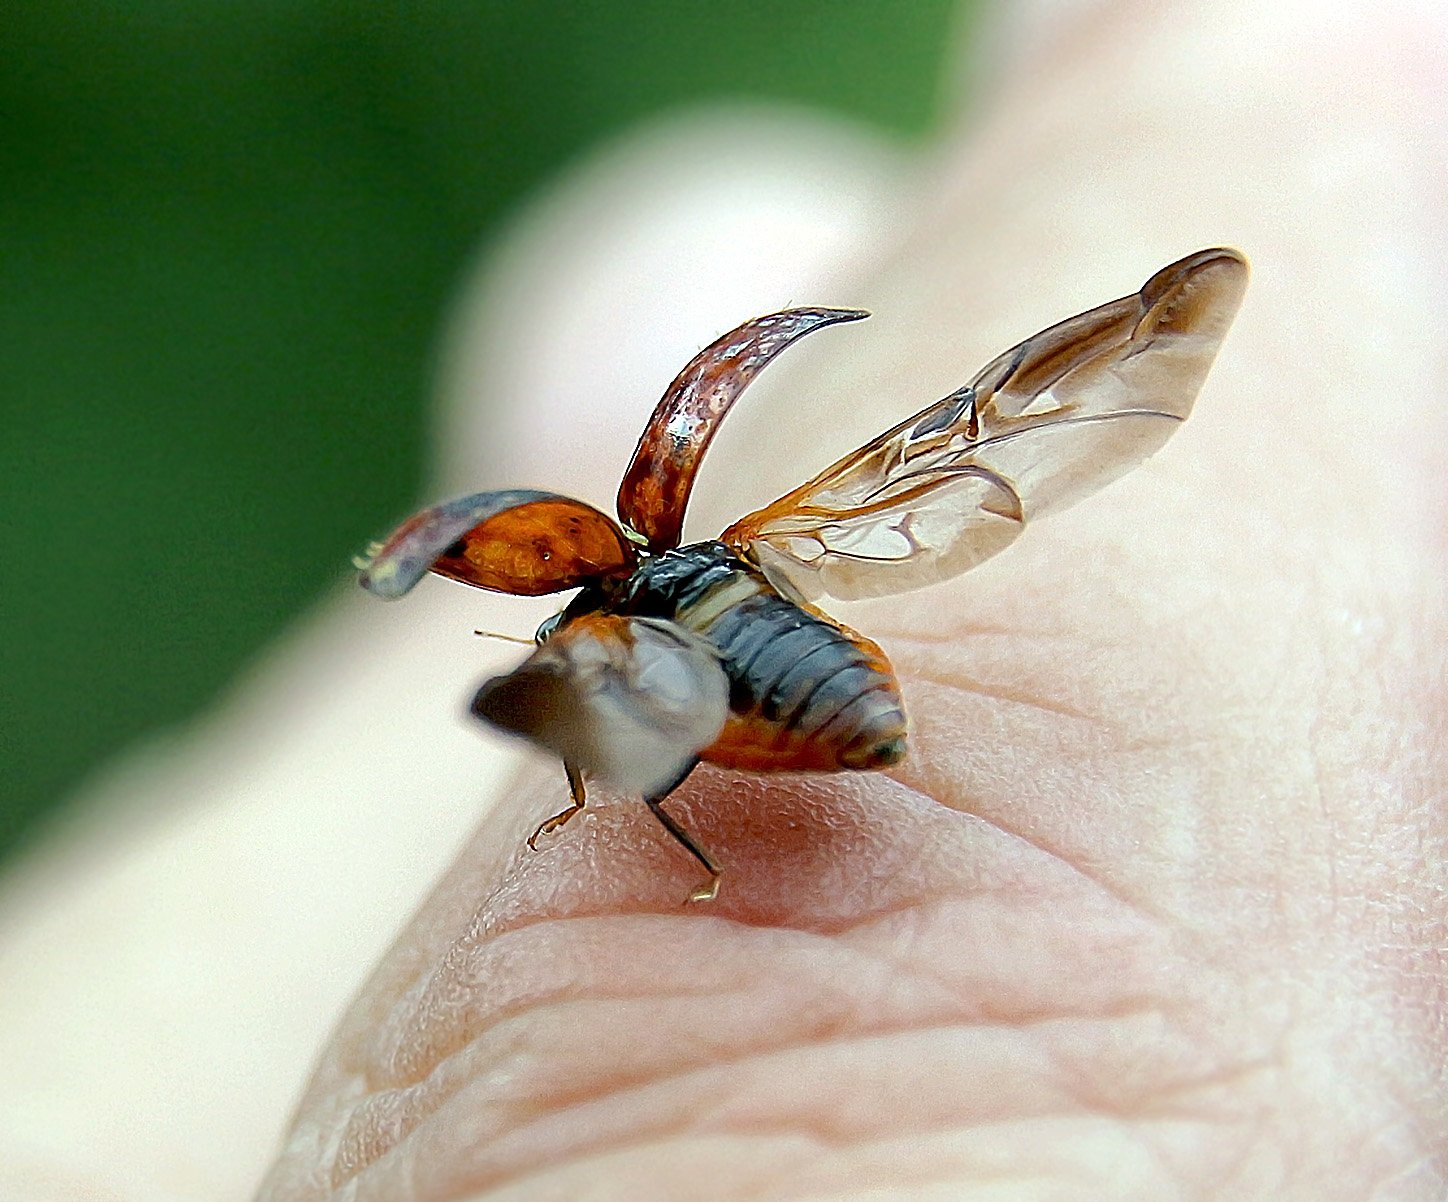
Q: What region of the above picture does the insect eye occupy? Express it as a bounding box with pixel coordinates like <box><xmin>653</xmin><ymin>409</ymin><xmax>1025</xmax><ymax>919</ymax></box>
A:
<box><xmin>535</xmin><ymin>613</ymin><xmax>564</xmax><ymax>644</ymax></box>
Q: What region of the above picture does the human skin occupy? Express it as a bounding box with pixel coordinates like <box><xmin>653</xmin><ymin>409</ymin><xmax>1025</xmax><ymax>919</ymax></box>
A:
<box><xmin>1</xmin><ymin>1</ymin><xmax>1445</xmax><ymax>1199</ymax></box>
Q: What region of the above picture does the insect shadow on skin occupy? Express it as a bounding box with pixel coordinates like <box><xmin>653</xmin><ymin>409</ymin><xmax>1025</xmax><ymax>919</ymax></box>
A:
<box><xmin>357</xmin><ymin>248</ymin><xmax>1249</xmax><ymax>903</ymax></box>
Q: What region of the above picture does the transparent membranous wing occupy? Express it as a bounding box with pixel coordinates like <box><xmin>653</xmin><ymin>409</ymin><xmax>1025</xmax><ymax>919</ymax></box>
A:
<box><xmin>722</xmin><ymin>248</ymin><xmax>1248</xmax><ymax>601</ymax></box>
<box><xmin>470</xmin><ymin>613</ymin><xmax>730</xmax><ymax>798</ymax></box>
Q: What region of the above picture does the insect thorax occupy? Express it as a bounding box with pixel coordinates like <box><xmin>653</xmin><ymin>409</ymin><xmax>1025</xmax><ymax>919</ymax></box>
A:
<box><xmin>534</xmin><ymin>541</ymin><xmax>755</xmax><ymax>643</ymax></box>
<box><xmin>600</xmin><ymin>541</ymin><xmax>752</xmax><ymax>621</ymax></box>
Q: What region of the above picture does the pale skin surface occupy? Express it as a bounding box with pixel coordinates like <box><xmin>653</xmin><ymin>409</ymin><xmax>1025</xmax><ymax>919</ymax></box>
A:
<box><xmin>0</xmin><ymin>1</ymin><xmax>1445</xmax><ymax>1199</ymax></box>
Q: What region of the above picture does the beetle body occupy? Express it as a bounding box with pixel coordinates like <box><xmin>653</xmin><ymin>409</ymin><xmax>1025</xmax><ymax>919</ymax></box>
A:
<box><xmin>594</xmin><ymin>541</ymin><xmax>907</xmax><ymax>774</ymax></box>
<box><xmin>359</xmin><ymin>250</ymin><xmax>1249</xmax><ymax>900</ymax></box>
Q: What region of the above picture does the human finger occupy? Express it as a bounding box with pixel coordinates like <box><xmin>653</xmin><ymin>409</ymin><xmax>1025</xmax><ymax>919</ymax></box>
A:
<box><xmin>261</xmin><ymin>4</ymin><xmax>1447</xmax><ymax>1201</ymax></box>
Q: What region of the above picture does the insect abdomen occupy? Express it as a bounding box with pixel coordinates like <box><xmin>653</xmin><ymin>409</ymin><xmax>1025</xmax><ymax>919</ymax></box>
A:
<box><xmin>680</xmin><ymin>577</ymin><xmax>907</xmax><ymax>774</ymax></box>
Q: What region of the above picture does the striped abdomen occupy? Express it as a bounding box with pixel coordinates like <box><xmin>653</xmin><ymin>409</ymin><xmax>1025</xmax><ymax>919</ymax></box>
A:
<box><xmin>669</xmin><ymin>557</ymin><xmax>907</xmax><ymax>774</ymax></box>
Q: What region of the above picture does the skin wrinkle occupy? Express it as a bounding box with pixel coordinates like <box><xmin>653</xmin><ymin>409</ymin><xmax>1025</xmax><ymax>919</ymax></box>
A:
<box><xmin>852</xmin><ymin>1119</ymin><xmax>1247</xmax><ymax>1202</ymax></box>
<box><xmin>367</xmin><ymin>918</ymin><xmax>750</xmax><ymax>1090</ymax></box>
<box><xmin>897</xmin><ymin>771</ymin><xmax>1159</xmax><ymax>921</ymax></box>
<box><xmin>334</xmin><ymin>961</ymin><xmax>880</xmax><ymax>1175</ymax></box>
<box><xmin>489</xmin><ymin>770</ymin><xmax>1018</xmax><ymax>932</ymax></box>
<box><xmin>891</xmin><ymin>660</ymin><xmax>1108</xmax><ymax>726</ymax></box>
<box><xmin>344</xmin><ymin>935</ymin><xmax>960</xmax><ymax>1155</ymax></box>
<box><xmin>340</xmin><ymin>851</ymin><xmax>785</xmax><ymax>1087</ymax></box>
<box><xmin>879</xmin><ymin>587</ymin><xmax>1215</xmax><ymax>748</ymax></box>
<box><xmin>466</xmin><ymin>1123</ymin><xmax>1137</xmax><ymax>1202</ymax></box>
<box><xmin>827</xmin><ymin>897</ymin><xmax>1164</xmax><ymax>1025</ymax></box>
<box><xmin>880</xmin><ymin>624</ymin><xmax>1095</xmax><ymax>648</ymax></box>
<box><xmin>372</xmin><ymin>1105</ymin><xmax>1271</xmax><ymax>1202</ymax></box>
<box><xmin>898</xmin><ymin>549</ymin><xmax>1410</xmax><ymax>928</ymax></box>
<box><xmin>521</xmin><ymin>1022</ymin><xmax>1062</xmax><ymax>1132</ymax></box>
<box><xmin>773</xmin><ymin>1153</ymin><xmax>1105</xmax><ymax>1202</ymax></box>
<box><xmin>709</xmin><ymin>767</ymin><xmax>1155</xmax><ymax>931</ymax></box>
<box><xmin>314</xmin><ymin>839</ymin><xmax>1268</xmax><ymax>1199</ymax></box>
<box><xmin>889</xmin><ymin>688</ymin><xmax>1169</xmax><ymax>921</ymax></box>
<box><xmin>362</xmin><ymin>782</ymin><xmax>1068</xmax><ymax>1092</ymax></box>
<box><xmin>1096</xmin><ymin>1064</ymin><xmax>1288</xmax><ymax>1179</ymax></box>
<box><xmin>332</xmin><ymin>893</ymin><xmax>1169</xmax><ymax>1186</ymax></box>
<box><xmin>311</xmin><ymin>782</ymin><xmax>1227</xmax><ymax>1193</ymax></box>
<box><xmin>444</xmin><ymin>773</ymin><xmax>949</xmax><ymax>937</ymax></box>
<box><xmin>353</xmin><ymin>1022</ymin><xmax>1235</xmax><ymax>1199</ymax></box>
<box><xmin>735</xmin><ymin>1116</ymin><xmax>1231</xmax><ymax>1199</ymax></box>
<box><xmin>488</xmin><ymin>1092</ymin><xmax>1250</xmax><ymax>1202</ymax></box>
<box><xmin>386</xmin><ymin>920</ymin><xmax>1156</xmax><ymax>1102</ymax></box>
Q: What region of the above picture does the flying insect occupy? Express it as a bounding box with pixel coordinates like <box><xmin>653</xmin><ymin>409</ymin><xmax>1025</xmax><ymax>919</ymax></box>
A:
<box><xmin>358</xmin><ymin>248</ymin><xmax>1248</xmax><ymax>900</ymax></box>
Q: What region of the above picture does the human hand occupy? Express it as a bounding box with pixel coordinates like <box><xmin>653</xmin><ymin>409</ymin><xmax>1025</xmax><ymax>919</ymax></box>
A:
<box><xmin>3</xmin><ymin>2</ymin><xmax>1444</xmax><ymax>1199</ymax></box>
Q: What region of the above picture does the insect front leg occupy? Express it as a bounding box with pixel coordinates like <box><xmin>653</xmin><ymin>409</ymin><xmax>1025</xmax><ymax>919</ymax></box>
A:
<box><xmin>527</xmin><ymin>761</ymin><xmax>588</xmax><ymax>850</ymax></box>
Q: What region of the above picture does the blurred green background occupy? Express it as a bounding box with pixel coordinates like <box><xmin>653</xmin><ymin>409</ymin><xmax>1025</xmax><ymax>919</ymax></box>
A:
<box><xmin>1</xmin><ymin>1</ymin><xmax>961</xmax><ymax>861</ymax></box>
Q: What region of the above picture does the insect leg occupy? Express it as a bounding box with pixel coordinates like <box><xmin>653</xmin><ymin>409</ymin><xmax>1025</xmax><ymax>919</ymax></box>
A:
<box><xmin>527</xmin><ymin>762</ymin><xmax>587</xmax><ymax>850</ymax></box>
<box><xmin>645</xmin><ymin>794</ymin><xmax>721</xmax><ymax>904</ymax></box>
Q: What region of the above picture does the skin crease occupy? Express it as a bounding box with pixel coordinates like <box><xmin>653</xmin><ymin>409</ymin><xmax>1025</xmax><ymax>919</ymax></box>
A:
<box><xmin>0</xmin><ymin>0</ymin><xmax>1445</xmax><ymax>1199</ymax></box>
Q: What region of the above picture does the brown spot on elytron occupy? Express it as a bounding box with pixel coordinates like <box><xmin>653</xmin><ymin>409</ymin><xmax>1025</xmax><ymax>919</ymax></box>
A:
<box><xmin>432</xmin><ymin>497</ymin><xmax>636</xmax><ymax>596</ymax></box>
<box><xmin>616</xmin><ymin>307</ymin><xmax>868</xmax><ymax>552</ymax></box>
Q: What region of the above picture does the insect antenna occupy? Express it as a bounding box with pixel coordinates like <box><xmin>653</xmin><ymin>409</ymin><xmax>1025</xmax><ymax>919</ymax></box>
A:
<box><xmin>472</xmin><ymin>628</ymin><xmax>536</xmax><ymax>646</ymax></box>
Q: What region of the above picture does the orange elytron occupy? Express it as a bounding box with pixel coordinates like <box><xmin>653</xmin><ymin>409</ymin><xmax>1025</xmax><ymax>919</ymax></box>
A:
<box><xmin>358</xmin><ymin>249</ymin><xmax>1248</xmax><ymax>900</ymax></box>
